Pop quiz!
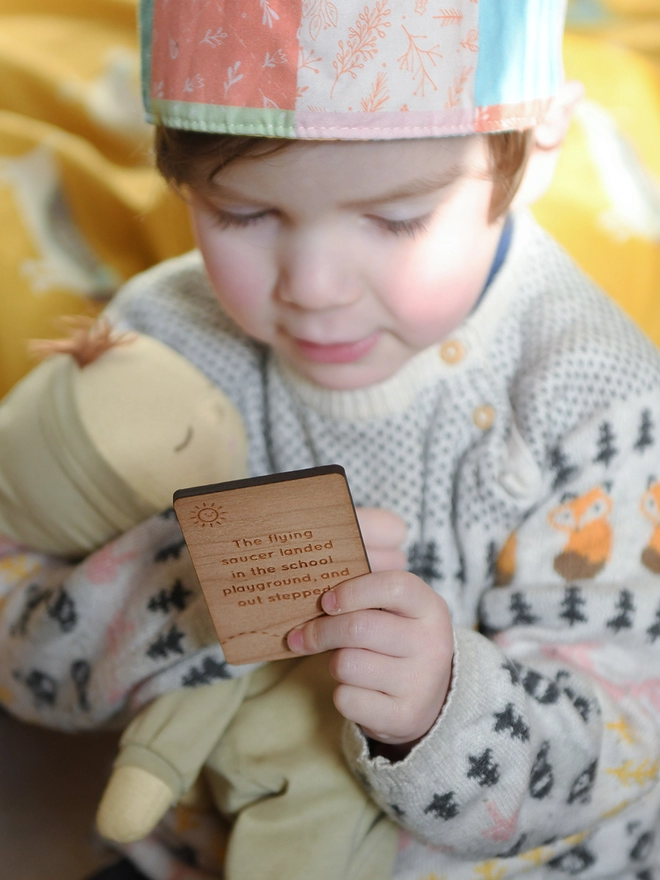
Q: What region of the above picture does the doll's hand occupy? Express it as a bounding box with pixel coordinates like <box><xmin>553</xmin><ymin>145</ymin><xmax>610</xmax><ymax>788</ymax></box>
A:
<box><xmin>287</xmin><ymin>570</ymin><xmax>453</xmax><ymax>749</ymax></box>
<box><xmin>97</xmin><ymin>765</ymin><xmax>175</xmax><ymax>843</ymax></box>
<box><xmin>355</xmin><ymin>507</ymin><xmax>408</xmax><ymax>572</ymax></box>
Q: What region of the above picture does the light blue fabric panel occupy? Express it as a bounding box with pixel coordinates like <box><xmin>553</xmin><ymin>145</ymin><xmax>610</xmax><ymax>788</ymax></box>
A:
<box><xmin>474</xmin><ymin>0</ymin><xmax>566</xmax><ymax>106</ymax></box>
<box><xmin>139</xmin><ymin>0</ymin><xmax>154</xmax><ymax>111</ymax></box>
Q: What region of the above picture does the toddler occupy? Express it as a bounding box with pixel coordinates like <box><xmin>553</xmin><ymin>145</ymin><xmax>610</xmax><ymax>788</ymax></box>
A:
<box><xmin>3</xmin><ymin>1</ymin><xmax>660</xmax><ymax>877</ymax></box>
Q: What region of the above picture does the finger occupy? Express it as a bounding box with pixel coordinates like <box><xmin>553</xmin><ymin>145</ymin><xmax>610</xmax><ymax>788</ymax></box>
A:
<box><xmin>322</xmin><ymin>570</ymin><xmax>444</xmax><ymax>620</ymax></box>
<box><xmin>367</xmin><ymin>546</ymin><xmax>408</xmax><ymax>573</ymax></box>
<box><xmin>356</xmin><ymin>507</ymin><xmax>408</xmax><ymax>549</ymax></box>
<box><xmin>288</xmin><ymin>608</ymin><xmax>418</xmax><ymax>657</ymax></box>
<box><xmin>329</xmin><ymin>647</ymin><xmax>412</xmax><ymax>697</ymax></box>
<box><xmin>332</xmin><ymin>684</ymin><xmax>413</xmax><ymax>742</ymax></box>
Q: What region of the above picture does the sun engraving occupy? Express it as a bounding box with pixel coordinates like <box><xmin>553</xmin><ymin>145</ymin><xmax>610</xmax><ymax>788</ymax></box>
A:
<box><xmin>191</xmin><ymin>502</ymin><xmax>226</xmax><ymax>527</ymax></box>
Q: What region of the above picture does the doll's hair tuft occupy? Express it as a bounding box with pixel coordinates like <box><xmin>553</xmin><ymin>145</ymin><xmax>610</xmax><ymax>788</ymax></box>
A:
<box><xmin>29</xmin><ymin>317</ymin><xmax>134</xmax><ymax>367</ymax></box>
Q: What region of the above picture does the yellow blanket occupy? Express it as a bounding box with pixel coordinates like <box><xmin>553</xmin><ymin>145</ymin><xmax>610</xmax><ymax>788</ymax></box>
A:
<box><xmin>0</xmin><ymin>0</ymin><xmax>659</xmax><ymax>398</ymax></box>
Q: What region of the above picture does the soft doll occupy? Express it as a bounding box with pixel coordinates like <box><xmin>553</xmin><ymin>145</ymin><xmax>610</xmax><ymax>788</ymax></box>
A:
<box><xmin>0</xmin><ymin>319</ymin><xmax>396</xmax><ymax>880</ymax></box>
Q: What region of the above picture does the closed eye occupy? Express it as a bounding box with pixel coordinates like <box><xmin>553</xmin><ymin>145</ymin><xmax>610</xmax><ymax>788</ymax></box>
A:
<box><xmin>212</xmin><ymin>209</ymin><xmax>274</xmax><ymax>230</ymax></box>
<box><xmin>174</xmin><ymin>425</ymin><xmax>194</xmax><ymax>452</ymax></box>
<box><xmin>371</xmin><ymin>214</ymin><xmax>432</xmax><ymax>238</ymax></box>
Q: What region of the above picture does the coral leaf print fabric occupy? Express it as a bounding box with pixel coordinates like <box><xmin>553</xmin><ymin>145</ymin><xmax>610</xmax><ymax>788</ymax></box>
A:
<box><xmin>141</xmin><ymin>0</ymin><xmax>568</xmax><ymax>138</ymax></box>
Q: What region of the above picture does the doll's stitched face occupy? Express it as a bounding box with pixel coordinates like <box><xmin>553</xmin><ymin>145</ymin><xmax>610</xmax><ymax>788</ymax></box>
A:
<box><xmin>188</xmin><ymin>137</ymin><xmax>504</xmax><ymax>390</ymax></box>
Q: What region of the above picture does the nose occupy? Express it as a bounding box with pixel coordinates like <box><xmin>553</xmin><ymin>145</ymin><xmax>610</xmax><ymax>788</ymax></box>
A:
<box><xmin>276</xmin><ymin>225</ymin><xmax>360</xmax><ymax>311</ymax></box>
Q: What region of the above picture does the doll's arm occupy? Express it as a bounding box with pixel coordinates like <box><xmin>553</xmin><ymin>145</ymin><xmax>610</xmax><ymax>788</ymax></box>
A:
<box><xmin>97</xmin><ymin>675</ymin><xmax>251</xmax><ymax>842</ymax></box>
<box><xmin>211</xmin><ymin>654</ymin><xmax>398</xmax><ymax>880</ymax></box>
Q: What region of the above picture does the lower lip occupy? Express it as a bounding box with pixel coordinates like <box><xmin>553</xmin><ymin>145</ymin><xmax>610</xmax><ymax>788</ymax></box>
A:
<box><xmin>292</xmin><ymin>333</ymin><xmax>380</xmax><ymax>364</ymax></box>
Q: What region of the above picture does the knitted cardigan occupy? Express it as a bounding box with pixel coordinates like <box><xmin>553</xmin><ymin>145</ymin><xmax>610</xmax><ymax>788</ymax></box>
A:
<box><xmin>3</xmin><ymin>213</ymin><xmax>660</xmax><ymax>877</ymax></box>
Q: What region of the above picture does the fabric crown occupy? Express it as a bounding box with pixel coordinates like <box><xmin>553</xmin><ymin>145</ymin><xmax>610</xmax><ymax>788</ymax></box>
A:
<box><xmin>140</xmin><ymin>0</ymin><xmax>567</xmax><ymax>139</ymax></box>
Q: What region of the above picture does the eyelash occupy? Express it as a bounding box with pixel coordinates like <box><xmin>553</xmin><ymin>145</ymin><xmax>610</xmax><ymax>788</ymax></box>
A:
<box><xmin>374</xmin><ymin>215</ymin><xmax>432</xmax><ymax>238</ymax></box>
<box><xmin>210</xmin><ymin>209</ymin><xmax>432</xmax><ymax>238</ymax></box>
<box><xmin>211</xmin><ymin>210</ymin><xmax>273</xmax><ymax>230</ymax></box>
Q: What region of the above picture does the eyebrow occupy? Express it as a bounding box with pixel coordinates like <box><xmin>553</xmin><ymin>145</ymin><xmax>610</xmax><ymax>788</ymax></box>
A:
<box><xmin>342</xmin><ymin>165</ymin><xmax>467</xmax><ymax>209</ymax></box>
<box><xmin>205</xmin><ymin>163</ymin><xmax>467</xmax><ymax>208</ymax></box>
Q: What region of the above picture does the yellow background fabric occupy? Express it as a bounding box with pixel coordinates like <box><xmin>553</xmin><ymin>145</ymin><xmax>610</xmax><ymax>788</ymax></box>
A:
<box><xmin>0</xmin><ymin>0</ymin><xmax>658</xmax><ymax>398</ymax></box>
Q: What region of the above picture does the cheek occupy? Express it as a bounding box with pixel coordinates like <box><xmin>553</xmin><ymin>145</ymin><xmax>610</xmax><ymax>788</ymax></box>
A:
<box><xmin>387</xmin><ymin>190</ymin><xmax>498</xmax><ymax>336</ymax></box>
<box><xmin>194</xmin><ymin>221</ymin><xmax>272</xmax><ymax>317</ymax></box>
<box><xmin>384</xmin><ymin>241</ymin><xmax>485</xmax><ymax>338</ymax></box>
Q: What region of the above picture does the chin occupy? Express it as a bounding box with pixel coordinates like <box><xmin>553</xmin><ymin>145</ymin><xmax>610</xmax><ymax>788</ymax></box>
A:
<box><xmin>301</xmin><ymin>362</ymin><xmax>398</xmax><ymax>391</ymax></box>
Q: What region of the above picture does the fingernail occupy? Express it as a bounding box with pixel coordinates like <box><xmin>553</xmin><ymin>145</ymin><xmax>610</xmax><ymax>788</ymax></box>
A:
<box><xmin>322</xmin><ymin>591</ymin><xmax>338</xmax><ymax>613</ymax></box>
<box><xmin>287</xmin><ymin>627</ymin><xmax>305</xmax><ymax>653</ymax></box>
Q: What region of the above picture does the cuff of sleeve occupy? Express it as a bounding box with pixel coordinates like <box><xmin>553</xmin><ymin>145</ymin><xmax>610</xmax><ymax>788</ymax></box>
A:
<box><xmin>115</xmin><ymin>742</ymin><xmax>185</xmax><ymax>798</ymax></box>
<box><xmin>342</xmin><ymin>627</ymin><xmax>462</xmax><ymax>776</ymax></box>
<box><xmin>341</xmin><ymin>628</ymin><xmax>506</xmax><ymax>847</ymax></box>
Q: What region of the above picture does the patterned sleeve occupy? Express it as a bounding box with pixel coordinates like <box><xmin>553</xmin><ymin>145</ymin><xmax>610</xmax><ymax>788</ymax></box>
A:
<box><xmin>0</xmin><ymin>512</ymin><xmax>254</xmax><ymax>730</ymax></box>
<box><xmin>344</xmin><ymin>391</ymin><xmax>660</xmax><ymax>868</ymax></box>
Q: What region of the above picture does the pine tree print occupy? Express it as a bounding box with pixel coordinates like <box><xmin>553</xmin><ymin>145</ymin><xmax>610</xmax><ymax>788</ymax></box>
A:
<box><xmin>568</xmin><ymin>759</ymin><xmax>597</xmax><ymax>804</ymax></box>
<box><xmin>154</xmin><ymin>538</ymin><xmax>187</xmax><ymax>563</ymax></box>
<box><xmin>423</xmin><ymin>791</ymin><xmax>460</xmax><ymax>820</ymax></box>
<box><xmin>147</xmin><ymin>579</ymin><xmax>193</xmax><ymax>613</ymax></box>
<box><xmin>497</xmin><ymin>835</ymin><xmax>528</xmax><ymax>858</ymax></box>
<box><xmin>563</xmin><ymin>685</ymin><xmax>592</xmax><ymax>723</ymax></box>
<box><xmin>630</xmin><ymin>830</ymin><xmax>655</xmax><ymax>861</ymax></box>
<box><xmin>559</xmin><ymin>586</ymin><xmax>588</xmax><ymax>627</ymax></box>
<box><xmin>493</xmin><ymin>703</ymin><xmax>530</xmax><ymax>741</ymax></box>
<box><xmin>549</xmin><ymin>446</ymin><xmax>578</xmax><ymax>490</ymax></box>
<box><xmin>501</xmin><ymin>659</ymin><xmax>522</xmax><ymax>686</ymax></box>
<box><xmin>646</xmin><ymin>605</ymin><xmax>660</xmax><ymax>643</ymax></box>
<box><xmin>556</xmin><ymin>672</ymin><xmax>592</xmax><ymax>722</ymax></box>
<box><xmin>467</xmin><ymin>748</ymin><xmax>500</xmax><ymax>787</ymax></box>
<box><xmin>408</xmin><ymin>540</ymin><xmax>443</xmax><ymax>582</ymax></box>
<box><xmin>182</xmin><ymin>656</ymin><xmax>230</xmax><ymax>686</ymax></box>
<box><xmin>547</xmin><ymin>845</ymin><xmax>595</xmax><ymax>873</ymax></box>
<box><xmin>509</xmin><ymin>592</ymin><xmax>538</xmax><ymax>626</ymax></box>
<box><xmin>521</xmin><ymin>669</ymin><xmax>560</xmax><ymax>705</ymax></box>
<box><xmin>14</xmin><ymin>668</ymin><xmax>58</xmax><ymax>707</ymax></box>
<box><xmin>529</xmin><ymin>741</ymin><xmax>554</xmax><ymax>799</ymax></box>
<box><xmin>10</xmin><ymin>583</ymin><xmax>52</xmax><ymax>637</ymax></box>
<box><xmin>71</xmin><ymin>659</ymin><xmax>91</xmax><ymax>711</ymax></box>
<box><xmin>47</xmin><ymin>588</ymin><xmax>77</xmax><ymax>633</ymax></box>
<box><xmin>635</xmin><ymin>409</ymin><xmax>655</xmax><ymax>453</ymax></box>
<box><xmin>606</xmin><ymin>589</ymin><xmax>635</xmax><ymax>633</ymax></box>
<box><xmin>146</xmin><ymin>625</ymin><xmax>186</xmax><ymax>659</ymax></box>
<box><xmin>486</xmin><ymin>540</ymin><xmax>498</xmax><ymax>583</ymax></box>
<box><xmin>594</xmin><ymin>422</ymin><xmax>618</xmax><ymax>466</ymax></box>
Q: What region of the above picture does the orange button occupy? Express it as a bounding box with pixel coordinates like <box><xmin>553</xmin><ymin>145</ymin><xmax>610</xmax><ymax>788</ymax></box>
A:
<box><xmin>439</xmin><ymin>339</ymin><xmax>465</xmax><ymax>365</ymax></box>
<box><xmin>473</xmin><ymin>405</ymin><xmax>495</xmax><ymax>430</ymax></box>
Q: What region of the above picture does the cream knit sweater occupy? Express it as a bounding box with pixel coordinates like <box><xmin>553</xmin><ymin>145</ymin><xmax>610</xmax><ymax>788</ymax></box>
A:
<box><xmin>3</xmin><ymin>213</ymin><xmax>660</xmax><ymax>877</ymax></box>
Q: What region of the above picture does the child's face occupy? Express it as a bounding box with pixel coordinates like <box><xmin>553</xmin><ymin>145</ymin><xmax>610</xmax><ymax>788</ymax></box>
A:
<box><xmin>189</xmin><ymin>137</ymin><xmax>505</xmax><ymax>390</ymax></box>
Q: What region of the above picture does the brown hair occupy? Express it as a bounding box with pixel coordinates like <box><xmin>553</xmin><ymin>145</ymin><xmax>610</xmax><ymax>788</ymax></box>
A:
<box><xmin>154</xmin><ymin>126</ymin><xmax>534</xmax><ymax>222</ymax></box>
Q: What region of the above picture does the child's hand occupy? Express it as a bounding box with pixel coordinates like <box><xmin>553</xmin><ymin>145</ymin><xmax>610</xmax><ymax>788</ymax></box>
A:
<box><xmin>287</xmin><ymin>570</ymin><xmax>453</xmax><ymax>749</ymax></box>
<box><xmin>355</xmin><ymin>507</ymin><xmax>408</xmax><ymax>572</ymax></box>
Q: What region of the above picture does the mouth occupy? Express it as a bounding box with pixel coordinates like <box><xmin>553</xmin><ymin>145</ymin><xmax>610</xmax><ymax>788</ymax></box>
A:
<box><xmin>290</xmin><ymin>333</ymin><xmax>380</xmax><ymax>365</ymax></box>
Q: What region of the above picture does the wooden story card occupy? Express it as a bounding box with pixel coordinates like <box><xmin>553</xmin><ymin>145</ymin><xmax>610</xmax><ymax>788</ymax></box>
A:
<box><xmin>173</xmin><ymin>465</ymin><xmax>370</xmax><ymax>664</ymax></box>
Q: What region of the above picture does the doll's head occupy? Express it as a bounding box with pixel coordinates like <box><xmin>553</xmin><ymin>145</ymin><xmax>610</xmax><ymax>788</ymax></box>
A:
<box><xmin>0</xmin><ymin>319</ymin><xmax>246</xmax><ymax>557</ymax></box>
<box><xmin>139</xmin><ymin>0</ymin><xmax>577</xmax><ymax>391</ymax></box>
<box><xmin>63</xmin><ymin>321</ymin><xmax>247</xmax><ymax>510</ymax></box>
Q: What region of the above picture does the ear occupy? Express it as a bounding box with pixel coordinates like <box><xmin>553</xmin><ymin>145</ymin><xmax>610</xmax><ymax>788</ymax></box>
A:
<box><xmin>511</xmin><ymin>80</ymin><xmax>585</xmax><ymax>209</ymax></box>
